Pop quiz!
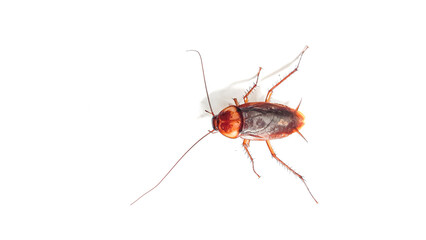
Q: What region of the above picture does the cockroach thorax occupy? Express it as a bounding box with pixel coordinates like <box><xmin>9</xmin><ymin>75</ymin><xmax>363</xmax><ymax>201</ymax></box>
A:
<box><xmin>212</xmin><ymin>106</ymin><xmax>242</xmax><ymax>139</ymax></box>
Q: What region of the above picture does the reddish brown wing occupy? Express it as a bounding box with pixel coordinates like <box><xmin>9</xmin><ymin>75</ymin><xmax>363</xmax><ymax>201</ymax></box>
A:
<box><xmin>238</xmin><ymin>102</ymin><xmax>304</xmax><ymax>141</ymax></box>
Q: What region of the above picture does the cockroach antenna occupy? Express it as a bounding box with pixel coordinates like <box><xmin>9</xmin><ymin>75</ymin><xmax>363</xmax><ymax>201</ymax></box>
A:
<box><xmin>187</xmin><ymin>50</ymin><xmax>215</xmax><ymax>116</ymax></box>
<box><xmin>130</xmin><ymin>131</ymin><xmax>213</xmax><ymax>206</ymax></box>
<box><xmin>130</xmin><ymin>50</ymin><xmax>217</xmax><ymax>206</ymax></box>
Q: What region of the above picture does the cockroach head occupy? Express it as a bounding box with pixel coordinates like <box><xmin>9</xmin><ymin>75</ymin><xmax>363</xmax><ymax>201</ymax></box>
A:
<box><xmin>211</xmin><ymin>106</ymin><xmax>242</xmax><ymax>139</ymax></box>
<box><xmin>212</xmin><ymin>115</ymin><xmax>218</xmax><ymax>131</ymax></box>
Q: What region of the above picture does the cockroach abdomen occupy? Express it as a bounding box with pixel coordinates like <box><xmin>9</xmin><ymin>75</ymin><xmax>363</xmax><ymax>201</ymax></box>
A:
<box><xmin>239</xmin><ymin>102</ymin><xmax>304</xmax><ymax>140</ymax></box>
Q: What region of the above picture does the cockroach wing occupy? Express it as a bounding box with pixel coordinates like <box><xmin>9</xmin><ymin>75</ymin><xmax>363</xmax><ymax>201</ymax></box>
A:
<box><xmin>238</xmin><ymin>102</ymin><xmax>304</xmax><ymax>141</ymax></box>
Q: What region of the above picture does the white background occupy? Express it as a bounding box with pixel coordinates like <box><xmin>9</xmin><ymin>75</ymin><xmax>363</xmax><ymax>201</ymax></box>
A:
<box><xmin>1</xmin><ymin>1</ymin><xmax>425</xmax><ymax>239</ymax></box>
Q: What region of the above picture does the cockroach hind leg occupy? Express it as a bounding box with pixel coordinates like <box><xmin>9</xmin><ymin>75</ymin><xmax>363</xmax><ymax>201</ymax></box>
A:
<box><xmin>265</xmin><ymin>140</ymin><xmax>318</xmax><ymax>204</ymax></box>
<box><xmin>243</xmin><ymin>139</ymin><xmax>261</xmax><ymax>178</ymax></box>
<box><xmin>295</xmin><ymin>129</ymin><xmax>308</xmax><ymax>143</ymax></box>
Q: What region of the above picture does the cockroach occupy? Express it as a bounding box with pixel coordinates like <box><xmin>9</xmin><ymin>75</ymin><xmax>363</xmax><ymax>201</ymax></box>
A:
<box><xmin>131</xmin><ymin>46</ymin><xmax>317</xmax><ymax>205</ymax></box>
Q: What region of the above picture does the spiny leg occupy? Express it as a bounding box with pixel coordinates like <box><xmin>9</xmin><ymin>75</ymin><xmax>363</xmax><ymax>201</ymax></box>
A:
<box><xmin>265</xmin><ymin>46</ymin><xmax>309</xmax><ymax>103</ymax></box>
<box><xmin>265</xmin><ymin>140</ymin><xmax>318</xmax><ymax>203</ymax></box>
<box><xmin>243</xmin><ymin>139</ymin><xmax>261</xmax><ymax>178</ymax></box>
<box><xmin>243</xmin><ymin>67</ymin><xmax>262</xmax><ymax>103</ymax></box>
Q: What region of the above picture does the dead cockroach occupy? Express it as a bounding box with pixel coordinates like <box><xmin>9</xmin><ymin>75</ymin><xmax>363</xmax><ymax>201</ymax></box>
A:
<box><xmin>131</xmin><ymin>46</ymin><xmax>317</xmax><ymax>205</ymax></box>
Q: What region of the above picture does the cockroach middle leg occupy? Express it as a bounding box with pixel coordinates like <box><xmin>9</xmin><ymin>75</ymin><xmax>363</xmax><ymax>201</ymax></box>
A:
<box><xmin>243</xmin><ymin>139</ymin><xmax>261</xmax><ymax>178</ymax></box>
<box><xmin>265</xmin><ymin>140</ymin><xmax>318</xmax><ymax>203</ymax></box>
<box><xmin>243</xmin><ymin>67</ymin><xmax>262</xmax><ymax>103</ymax></box>
<box><xmin>265</xmin><ymin>46</ymin><xmax>309</xmax><ymax>102</ymax></box>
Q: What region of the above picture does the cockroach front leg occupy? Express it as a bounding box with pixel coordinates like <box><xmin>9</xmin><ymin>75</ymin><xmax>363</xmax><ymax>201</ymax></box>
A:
<box><xmin>265</xmin><ymin>140</ymin><xmax>318</xmax><ymax>203</ymax></box>
<box><xmin>233</xmin><ymin>98</ymin><xmax>240</xmax><ymax>106</ymax></box>
<box><xmin>243</xmin><ymin>139</ymin><xmax>261</xmax><ymax>178</ymax></box>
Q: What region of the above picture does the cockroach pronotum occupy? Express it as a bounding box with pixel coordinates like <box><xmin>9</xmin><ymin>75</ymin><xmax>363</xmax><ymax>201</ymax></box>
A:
<box><xmin>131</xmin><ymin>46</ymin><xmax>318</xmax><ymax>205</ymax></box>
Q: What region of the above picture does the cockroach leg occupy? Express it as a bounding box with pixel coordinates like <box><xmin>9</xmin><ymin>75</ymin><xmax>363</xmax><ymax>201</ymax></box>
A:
<box><xmin>265</xmin><ymin>140</ymin><xmax>318</xmax><ymax>203</ymax></box>
<box><xmin>243</xmin><ymin>67</ymin><xmax>262</xmax><ymax>103</ymax></box>
<box><xmin>265</xmin><ymin>46</ymin><xmax>309</xmax><ymax>103</ymax></box>
<box><xmin>243</xmin><ymin>139</ymin><xmax>261</xmax><ymax>178</ymax></box>
<box><xmin>233</xmin><ymin>98</ymin><xmax>239</xmax><ymax>106</ymax></box>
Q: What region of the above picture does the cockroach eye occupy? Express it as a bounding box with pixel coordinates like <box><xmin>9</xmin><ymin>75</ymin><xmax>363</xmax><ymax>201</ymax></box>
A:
<box><xmin>212</xmin><ymin>115</ymin><xmax>218</xmax><ymax>131</ymax></box>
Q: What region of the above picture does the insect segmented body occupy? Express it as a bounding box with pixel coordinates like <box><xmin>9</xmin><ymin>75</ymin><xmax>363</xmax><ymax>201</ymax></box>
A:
<box><xmin>213</xmin><ymin>102</ymin><xmax>305</xmax><ymax>141</ymax></box>
<box><xmin>131</xmin><ymin>46</ymin><xmax>317</xmax><ymax>205</ymax></box>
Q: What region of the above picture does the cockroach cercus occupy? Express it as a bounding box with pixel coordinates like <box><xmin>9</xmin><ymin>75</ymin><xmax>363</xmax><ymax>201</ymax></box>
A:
<box><xmin>131</xmin><ymin>46</ymin><xmax>318</xmax><ymax>205</ymax></box>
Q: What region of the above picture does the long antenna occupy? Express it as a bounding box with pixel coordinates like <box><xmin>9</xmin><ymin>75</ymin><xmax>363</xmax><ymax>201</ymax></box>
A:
<box><xmin>187</xmin><ymin>50</ymin><xmax>215</xmax><ymax>116</ymax></box>
<box><xmin>130</xmin><ymin>131</ymin><xmax>213</xmax><ymax>206</ymax></box>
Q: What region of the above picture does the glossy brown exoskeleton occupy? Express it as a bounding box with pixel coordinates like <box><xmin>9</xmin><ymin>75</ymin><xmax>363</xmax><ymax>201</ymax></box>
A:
<box><xmin>131</xmin><ymin>46</ymin><xmax>317</xmax><ymax>205</ymax></box>
<box><xmin>213</xmin><ymin>102</ymin><xmax>305</xmax><ymax>141</ymax></box>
